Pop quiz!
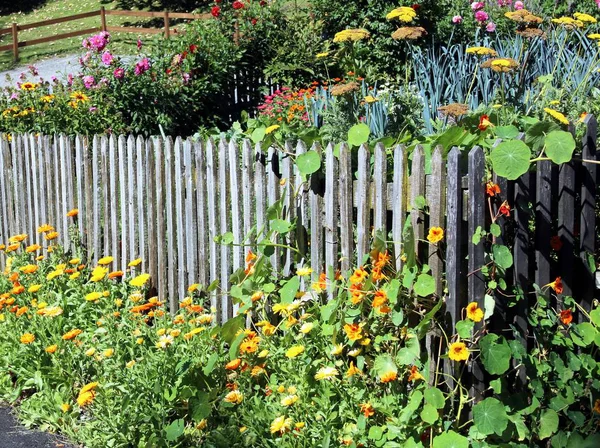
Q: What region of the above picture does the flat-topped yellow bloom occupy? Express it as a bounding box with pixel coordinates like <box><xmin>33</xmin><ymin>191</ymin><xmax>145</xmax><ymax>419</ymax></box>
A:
<box><xmin>333</xmin><ymin>28</ymin><xmax>370</xmax><ymax>43</ymax></box>
<box><xmin>386</xmin><ymin>7</ymin><xmax>417</xmax><ymax>22</ymax></box>
<box><xmin>466</xmin><ymin>46</ymin><xmax>498</xmax><ymax>57</ymax></box>
<box><xmin>574</xmin><ymin>12</ymin><xmax>597</xmax><ymax>23</ymax></box>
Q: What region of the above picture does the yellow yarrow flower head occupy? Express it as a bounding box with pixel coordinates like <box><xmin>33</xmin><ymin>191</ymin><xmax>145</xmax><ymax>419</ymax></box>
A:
<box><xmin>386</xmin><ymin>6</ymin><xmax>417</xmax><ymax>23</ymax></box>
<box><xmin>466</xmin><ymin>46</ymin><xmax>498</xmax><ymax>57</ymax></box>
<box><xmin>333</xmin><ymin>28</ymin><xmax>370</xmax><ymax>43</ymax></box>
<box><xmin>574</xmin><ymin>12</ymin><xmax>597</xmax><ymax>24</ymax></box>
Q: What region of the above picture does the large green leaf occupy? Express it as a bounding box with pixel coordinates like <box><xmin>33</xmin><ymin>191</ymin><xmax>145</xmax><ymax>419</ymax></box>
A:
<box><xmin>539</xmin><ymin>409</ymin><xmax>559</xmax><ymax>440</ymax></box>
<box><xmin>414</xmin><ymin>273</ymin><xmax>436</xmax><ymax>297</ymax></box>
<box><xmin>432</xmin><ymin>431</ymin><xmax>469</xmax><ymax>448</ymax></box>
<box><xmin>424</xmin><ymin>387</ymin><xmax>445</xmax><ymax>409</ymax></box>
<box><xmin>545</xmin><ymin>130</ymin><xmax>575</xmax><ymax>164</ymax></box>
<box><xmin>492</xmin><ymin>244</ymin><xmax>513</xmax><ymax>269</ymax></box>
<box><xmin>296</xmin><ymin>150</ymin><xmax>321</xmax><ymax>176</ymax></box>
<box><xmin>495</xmin><ymin>125</ymin><xmax>519</xmax><ymax>139</ymax></box>
<box><xmin>348</xmin><ymin>123</ymin><xmax>370</xmax><ymax>146</ymax></box>
<box><xmin>479</xmin><ymin>334</ymin><xmax>511</xmax><ymax>375</ymax></box>
<box><xmin>220</xmin><ymin>315</ymin><xmax>245</xmax><ymax>345</ymax></box>
<box><xmin>420</xmin><ymin>403</ymin><xmax>439</xmax><ymax>425</ymax></box>
<box><xmin>525</xmin><ymin>120</ymin><xmax>559</xmax><ymax>151</ymax></box>
<box><xmin>165</xmin><ymin>419</ymin><xmax>185</xmax><ymax>442</ymax></box>
<box><xmin>490</xmin><ymin>140</ymin><xmax>531</xmax><ymax>180</ymax></box>
<box><xmin>473</xmin><ymin>397</ymin><xmax>509</xmax><ymax>436</ymax></box>
<box><xmin>372</xmin><ymin>354</ymin><xmax>397</xmax><ymax>380</ymax></box>
<box><xmin>280</xmin><ymin>276</ymin><xmax>300</xmax><ymax>304</ymax></box>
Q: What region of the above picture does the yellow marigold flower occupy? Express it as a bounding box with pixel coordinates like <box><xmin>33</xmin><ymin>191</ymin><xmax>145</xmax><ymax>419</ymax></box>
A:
<box><xmin>130</xmin><ymin>273</ymin><xmax>150</xmax><ymax>287</ymax></box>
<box><xmin>380</xmin><ymin>370</ymin><xmax>398</xmax><ymax>383</ymax></box>
<box><xmin>45</xmin><ymin>231</ymin><xmax>59</xmax><ymax>241</ymax></box>
<box><xmin>45</xmin><ymin>344</ymin><xmax>58</xmax><ymax>354</ymax></box>
<box><xmin>224</xmin><ymin>390</ymin><xmax>243</xmax><ymax>404</ymax></box>
<box><xmin>98</xmin><ymin>256</ymin><xmax>114</xmax><ymax>265</ymax></box>
<box><xmin>296</xmin><ymin>266</ymin><xmax>313</xmax><ymax>276</ymax></box>
<box><xmin>60</xmin><ymin>403</ymin><xmax>71</xmax><ymax>413</ymax></box>
<box><xmin>62</xmin><ymin>328</ymin><xmax>83</xmax><ymax>340</ymax></box>
<box><xmin>198</xmin><ymin>313</ymin><xmax>214</xmax><ymax>324</ymax></box>
<box><xmin>466</xmin><ymin>46</ymin><xmax>498</xmax><ymax>57</ymax></box>
<box><xmin>28</xmin><ymin>284</ymin><xmax>42</xmax><ymax>293</ymax></box>
<box><xmin>126</xmin><ymin>360</ymin><xmax>136</xmax><ymax>368</ymax></box>
<box><xmin>331</xmin><ymin>344</ymin><xmax>344</xmax><ymax>356</ymax></box>
<box><xmin>364</xmin><ymin>95</ymin><xmax>378</xmax><ymax>103</ymax></box>
<box><xmin>448</xmin><ymin>341</ymin><xmax>469</xmax><ymax>362</ymax></box>
<box><xmin>466</xmin><ymin>302</ymin><xmax>484</xmax><ymax>322</ymax></box>
<box><xmin>47</xmin><ymin>269</ymin><xmax>64</xmax><ymax>280</ymax></box>
<box><xmin>25</xmin><ymin>244</ymin><xmax>41</xmax><ymax>253</ymax></box>
<box><xmin>265</xmin><ymin>124</ymin><xmax>280</xmax><ymax>134</ymax></box>
<box><xmin>349</xmin><ymin>267</ymin><xmax>368</xmax><ymax>285</ymax></box>
<box><xmin>39</xmin><ymin>306</ymin><xmax>63</xmax><ymax>317</ymax></box>
<box><xmin>544</xmin><ymin>108</ymin><xmax>570</xmax><ymax>125</ymax></box>
<box><xmin>20</xmin><ymin>264</ymin><xmax>38</xmax><ymax>274</ymax></box>
<box><xmin>315</xmin><ymin>366</ymin><xmax>339</xmax><ymax>381</ymax></box>
<box><xmin>348</xmin><ymin>347</ymin><xmax>362</xmax><ymax>357</ymax></box>
<box><xmin>299</xmin><ymin>322</ymin><xmax>314</xmax><ymax>334</ymax></box>
<box><xmin>6</xmin><ymin>243</ymin><xmax>20</xmax><ymax>252</ymax></box>
<box><xmin>9</xmin><ymin>234</ymin><xmax>27</xmax><ymax>243</ymax></box>
<box><xmin>170</xmin><ymin>329</ymin><xmax>181</xmax><ymax>338</ymax></box>
<box><xmin>90</xmin><ymin>266</ymin><xmax>108</xmax><ymax>282</ymax></box>
<box><xmin>346</xmin><ymin>362</ymin><xmax>362</xmax><ymax>377</ymax></box>
<box><xmin>427</xmin><ymin>226</ymin><xmax>444</xmax><ymax>243</ymax></box>
<box><xmin>77</xmin><ymin>382</ymin><xmax>98</xmax><ymax>407</ymax></box>
<box><xmin>136</xmin><ymin>337</ymin><xmax>144</xmax><ymax>345</ymax></box>
<box><xmin>128</xmin><ymin>258</ymin><xmax>142</xmax><ymax>267</ymax></box>
<box><xmin>270</xmin><ymin>415</ymin><xmax>292</xmax><ymax>434</ymax></box>
<box><xmin>286</xmin><ymin>345</ymin><xmax>305</xmax><ymax>358</ymax></box>
<box><xmin>70</xmin><ymin>272</ymin><xmax>81</xmax><ymax>280</ymax></box>
<box><xmin>343</xmin><ymin>323</ymin><xmax>364</xmax><ymax>341</ymax></box>
<box><xmin>280</xmin><ymin>394</ymin><xmax>299</xmax><ymax>406</ymax></box>
<box><xmin>316</xmin><ymin>52</ymin><xmax>329</xmax><ymax>58</ymax></box>
<box><xmin>66</xmin><ymin>208</ymin><xmax>79</xmax><ymax>217</ymax></box>
<box><xmin>85</xmin><ymin>348</ymin><xmax>96</xmax><ymax>356</ymax></box>
<box><xmin>295</xmin><ymin>421</ymin><xmax>305</xmax><ymax>429</ymax></box>
<box><xmin>103</xmin><ymin>348</ymin><xmax>114</xmax><ymax>358</ymax></box>
<box><xmin>258</xmin><ymin>349</ymin><xmax>269</xmax><ymax>358</ymax></box>
<box><xmin>20</xmin><ymin>333</ymin><xmax>35</xmax><ymax>344</ymax></box>
<box><xmin>333</xmin><ymin>28</ymin><xmax>370</xmax><ymax>43</ymax></box>
<box><xmin>37</xmin><ymin>224</ymin><xmax>54</xmax><ymax>233</ymax></box>
<box><xmin>85</xmin><ymin>291</ymin><xmax>102</xmax><ymax>302</ymax></box>
<box><xmin>156</xmin><ymin>334</ymin><xmax>174</xmax><ymax>349</ymax></box>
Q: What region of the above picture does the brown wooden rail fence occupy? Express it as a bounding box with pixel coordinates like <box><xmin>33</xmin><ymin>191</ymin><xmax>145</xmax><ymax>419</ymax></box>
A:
<box><xmin>0</xmin><ymin>7</ymin><xmax>212</xmax><ymax>62</ymax></box>
<box><xmin>0</xmin><ymin>116</ymin><xmax>598</xmax><ymax>395</ymax></box>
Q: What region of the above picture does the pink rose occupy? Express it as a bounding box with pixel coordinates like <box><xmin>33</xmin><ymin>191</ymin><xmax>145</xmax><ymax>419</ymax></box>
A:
<box><xmin>452</xmin><ymin>15</ymin><xmax>463</xmax><ymax>24</ymax></box>
<box><xmin>475</xmin><ymin>10</ymin><xmax>489</xmax><ymax>22</ymax></box>
<box><xmin>101</xmin><ymin>51</ymin><xmax>114</xmax><ymax>66</ymax></box>
<box><xmin>113</xmin><ymin>68</ymin><xmax>125</xmax><ymax>79</ymax></box>
<box><xmin>486</xmin><ymin>21</ymin><xmax>497</xmax><ymax>32</ymax></box>
<box><xmin>515</xmin><ymin>1</ymin><xmax>524</xmax><ymax>10</ymax></box>
<box><xmin>83</xmin><ymin>75</ymin><xmax>95</xmax><ymax>89</ymax></box>
<box><xmin>471</xmin><ymin>2</ymin><xmax>485</xmax><ymax>11</ymax></box>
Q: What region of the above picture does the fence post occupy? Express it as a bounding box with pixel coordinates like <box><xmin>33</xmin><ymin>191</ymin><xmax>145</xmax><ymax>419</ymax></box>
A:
<box><xmin>100</xmin><ymin>7</ymin><xmax>107</xmax><ymax>32</ymax></box>
<box><xmin>11</xmin><ymin>23</ymin><xmax>18</xmax><ymax>62</ymax></box>
<box><xmin>164</xmin><ymin>11</ymin><xmax>170</xmax><ymax>38</ymax></box>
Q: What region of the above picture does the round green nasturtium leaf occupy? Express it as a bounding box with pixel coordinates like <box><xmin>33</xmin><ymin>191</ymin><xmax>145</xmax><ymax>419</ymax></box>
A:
<box><xmin>455</xmin><ymin>319</ymin><xmax>474</xmax><ymax>339</ymax></box>
<box><xmin>420</xmin><ymin>403</ymin><xmax>439</xmax><ymax>425</ymax></box>
<box><xmin>270</xmin><ymin>219</ymin><xmax>291</xmax><ymax>234</ymax></box>
<box><xmin>251</xmin><ymin>126</ymin><xmax>266</xmax><ymax>144</ymax></box>
<box><xmin>414</xmin><ymin>273</ymin><xmax>436</xmax><ymax>297</ymax></box>
<box><xmin>372</xmin><ymin>354</ymin><xmax>398</xmax><ymax>380</ymax></box>
<box><xmin>495</xmin><ymin>125</ymin><xmax>519</xmax><ymax>140</ymax></box>
<box><xmin>571</xmin><ymin>322</ymin><xmax>597</xmax><ymax>347</ymax></box>
<box><xmin>538</xmin><ymin>409</ymin><xmax>559</xmax><ymax>440</ymax></box>
<box><xmin>545</xmin><ymin>130</ymin><xmax>575</xmax><ymax>164</ymax></box>
<box><xmin>492</xmin><ymin>244</ymin><xmax>513</xmax><ymax>270</ymax></box>
<box><xmin>432</xmin><ymin>430</ymin><xmax>469</xmax><ymax>448</ymax></box>
<box><xmin>490</xmin><ymin>140</ymin><xmax>531</xmax><ymax>180</ymax></box>
<box><xmin>296</xmin><ymin>150</ymin><xmax>321</xmax><ymax>176</ymax></box>
<box><xmin>348</xmin><ymin>123</ymin><xmax>371</xmax><ymax>146</ymax></box>
<box><xmin>479</xmin><ymin>334</ymin><xmax>511</xmax><ymax>375</ymax></box>
<box><xmin>424</xmin><ymin>387</ymin><xmax>445</xmax><ymax>409</ymax></box>
<box><xmin>473</xmin><ymin>397</ymin><xmax>509</xmax><ymax>436</ymax></box>
<box><xmin>165</xmin><ymin>419</ymin><xmax>185</xmax><ymax>441</ymax></box>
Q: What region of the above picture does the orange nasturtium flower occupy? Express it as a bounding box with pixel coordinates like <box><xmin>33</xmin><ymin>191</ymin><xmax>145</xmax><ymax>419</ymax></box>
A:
<box><xmin>359</xmin><ymin>403</ymin><xmax>375</xmax><ymax>418</ymax></box>
<box><xmin>499</xmin><ymin>201</ymin><xmax>511</xmax><ymax>217</ymax></box>
<box><xmin>559</xmin><ymin>309</ymin><xmax>573</xmax><ymax>325</ymax></box>
<box><xmin>547</xmin><ymin>276</ymin><xmax>563</xmax><ymax>294</ymax></box>
<box><xmin>408</xmin><ymin>365</ymin><xmax>425</xmax><ymax>382</ymax></box>
<box><xmin>349</xmin><ymin>267</ymin><xmax>368</xmax><ymax>285</ymax></box>
<box><xmin>343</xmin><ymin>323</ymin><xmax>364</xmax><ymax>341</ymax></box>
<box><xmin>486</xmin><ymin>181</ymin><xmax>501</xmax><ymax>197</ymax></box>
<box><xmin>448</xmin><ymin>341</ymin><xmax>469</xmax><ymax>362</ymax></box>
<box><xmin>593</xmin><ymin>399</ymin><xmax>600</xmax><ymax>414</ymax></box>
<box><xmin>427</xmin><ymin>227</ymin><xmax>444</xmax><ymax>244</ymax></box>
<box><xmin>478</xmin><ymin>114</ymin><xmax>494</xmax><ymax>131</ymax></box>
<box><xmin>66</xmin><ymin>208</ymin><xmax>79</xmax><ymax>217</ymax></box>
<box><xmin>466</xmin><ymin>302</ymin><xmax>484</xmax><ymax>322</ymax></box>
<box><xmin>550</xmin><ymin>236</ymin><xmax>563</xmax><ymax>251</ymax></box>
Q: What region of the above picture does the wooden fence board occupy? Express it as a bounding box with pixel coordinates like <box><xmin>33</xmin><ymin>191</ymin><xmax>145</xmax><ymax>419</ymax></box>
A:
<box><xmin>164</xmin><ymin>137</ymin><xmax>177</xmax><ymax>310</ymax></box>
<box><xmin>184</xmin><ymin>139</ymin><xmax>197</xmax><ymax>288</ymax></box>
<box><xmin>373</xmin><ymin>143</ymin><xmax>387</xmax><ymax>234</ymax></box>
<box><xmin>174</xmin><ymin>137</ymin><xmax>187</xmax><ymax>303</ymax></box>
<box><xmin>338</xmin><ymin>142</ymin><xmax>353</xmax><ymax>274</ymax></box>
<box><xmin>267</xmin><ymin>146</ymin><xmax>281</xmax><ymax>273</ymax></box>
<box><xmin>428</xmin><ymin>145</ymin><xmax>445</xmax><ymax>296</ymax></box>
<box><xmin>75</xmin><ymin>136</ymin><xmax>85</xmax><ymax>241</ymax></box>
<box><xmin>195</xmin><ymin>141</ymin><xmax>208</xmax><ymax>287</ymax></box>
<box><xmin>281</xmin><ymin>142</ymin><xmax>294</xmax><ymax>277</ymax></box>
<box><xmin>356</xmin><ymin>144</ymin><xmax>370</xmax><ymax>264</ymax></box>
<box><xmin>109</xmin><ymin>135</ymin><xmax>119</xmax><ymax>263</ymax></box>
<box><xmin>206</xmin><ymin>139</ymin><xmax>220</xmax><ymax>316</ymax></box>
<box><xmin>229</xmin><ymin>140</ymin><xmax>243</xmax><ymax>280</ymax></box>
<box><xmin>127</xmin><ymin>135</ymin><xmax>137</xmax><ymax>269</ymax></box>
<box><xmin>410</xmin><ymin>145</ymin><xmax>425</xmax><ymax>258</ymax></box>
<box><xmin>219</xmin><ymin>139</ymin><xmax>232</xmax><ymax>322</ymax></box>
<box><xmin>146</xmin><ymin>138</ymin><xmax>158</xmax><ymax>292</ymax></box>
<box><xmin>295</xmin><ymin>141</ymin><xmax>309</xmax><ymax>259</ymax></box>
<box><xmin>23</xmin><ymin>135</ymin><xmax>34</xmax><ymax>241</ymax></box>
<box><xmin>392</xmin><ymin>145</ymin><xmax>407</xmax><ymax>272</ymax></box>
<box><xmin>118</xmin><ymin>135</ymin><xmax>128</xmax><ymax>271</ymax></box>
<box><xmin>535</xmin><ymin>160</ymin><xmax>552</xmax><ymax>289</ymax></box>
<box><xmin>310</xmin><ymin>142</ymin><xmax>324</xmax><ymax>280</ymax></box>
<box><xmin>136</xmin><ymin>136</ymin><xmax>147</xmax><ymax>272</ymax></box>
<box><xmin>155</xmin><ymin>137</ymin><xmax>167</xmax><ymax>302</ymax></box>
<box><xmin>324</xmin><ymin>143</ymin><xmax>338</xmax><ymax>295</ymax></box>
<box><xmin>37</xmin><ymin>136</ymin><xmax>48</xmax><ymax>233</ymax></box>
<box><xmin>241</xmin><ymin>140</ymin><xmax>254</xmax><ymax>248</ymax></box>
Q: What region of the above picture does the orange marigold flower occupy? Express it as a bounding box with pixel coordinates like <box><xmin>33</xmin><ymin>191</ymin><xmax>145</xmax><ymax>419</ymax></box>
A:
<box><xmin>559</xmin><ymin>309</ymin><xmax>572</xmax><ymax>325</ymax></box>
<box><xmin>486</xmin><ymin>181</ymin><xmax>501</xmax><ymax>197</ymax></box>
<box><xmin>343</xmin><ymin>322</ymin><xmax>364</xmax><ymax>341</ymax></box>
<box><xmin>372</xmin><ymin>290</ymin><xmax>388</xmax><ymax>309</ymax></box>
<box><xmin>45</xmin><ymin>231</ymin><xmax>59</xmax><ymax>241</ymax></box>
<box><xmin>408</xmin><ymin>365</ymin><xmax>424</xmax><ymax>382</ymax></box>
<box><xmin>427</xmin><ymin>227</ymin><xmax>444</xmax><ymax>244</ymax></box>
<box><xmin>25</xmin><ymin>244</ymin><xmax>42</xmax><ymax>253</ymax></box>
<box><xmin>62</xmin><ymin>329</ymin><xmax>83</xmax><ymax>340</ymax></box>
<box><xmin>312</xmin><ymin>272</ymin><xmax>327</xmax><ymax>293</ymax></box>
<box><xmin>66</xmin><ymin>208</ymin><xmax>79</xmax><ymax>217</ymax></box>
<box><xmin>380</xmin><ymin>371</ymin><xmax>398</xmax><ymax>383</ymax></box>
<box><xmin>20</xmin><ymin>333</ymin><xmax>35</xmax><ymax>344</ymax></box>
<box><xmin>16</xmin><ymin>306</ymin><xmax>28</xmax><ymax>317</ymax></box>
<box><xmin>226</xmin><ymin>358</ymin><xmax>242</xmax><ymax>370</ymax></box>
<box><xmin>359</xmin><ymin>403</ymin><xmax>375</xmax><ymax>418</ymax></box>
<box><xmin>108</xmin><ymin>270</ymin><xmax>124</xmax><ymax>279</ymax></box>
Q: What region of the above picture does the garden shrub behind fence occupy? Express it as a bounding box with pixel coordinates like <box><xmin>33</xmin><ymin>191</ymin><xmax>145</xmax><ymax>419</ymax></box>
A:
<box><xmin>0</xmin><ymin>119</ymin><xmax>598</xmax><ymax>392</ymax></box>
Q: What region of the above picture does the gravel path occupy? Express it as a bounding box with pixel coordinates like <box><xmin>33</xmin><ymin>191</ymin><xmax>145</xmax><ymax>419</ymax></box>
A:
<box><xmin>0</xmin><ymin>55</ymin><xmax>81</xmax><ymax>88</ymax></box>
<box><xmin>0</xmin><ymin>406</ymin><xmax>76</xmax><ymax>448</ymax></box>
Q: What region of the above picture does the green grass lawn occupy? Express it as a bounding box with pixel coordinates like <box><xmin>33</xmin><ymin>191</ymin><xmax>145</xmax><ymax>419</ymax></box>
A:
<box><xmin>0</xmin><ymin>1</ymin><xmax>166</xmax><ymax>70</ymax></box>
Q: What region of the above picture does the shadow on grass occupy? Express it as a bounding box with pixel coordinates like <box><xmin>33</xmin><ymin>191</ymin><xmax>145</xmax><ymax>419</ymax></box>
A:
<box><xmin>0</xmin><ymin>0</ymin><xmax>48</xmax><ymax>15</ymax></box>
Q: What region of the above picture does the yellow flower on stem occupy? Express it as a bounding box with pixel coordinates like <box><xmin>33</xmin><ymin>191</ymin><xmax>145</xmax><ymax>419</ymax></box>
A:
<box><xmin>286</xmin><ymin>345</ymin><xmax>305</xmax><ymax>358</ymax></box>
<box><xmin>20</xmin><ymin>333</ymin><xmax>35</xmax><ymax>344</ymax></box>
<box><xmin>427</xmin><ymin>227</ymin><xmax>444</xmax><ymax>243</ymax></box>
<box><xmin>466</xmin><ymin>302</ymin><xmax>484</xmax><ymax>322</ymax></box>
<box><xmin>270</xmin><ymin>415</ymin><xmax>292</xmax><ymax>434</ymax></box>
<box><xmin>448</xmin><ymin>341</ymin><xmax>469</xmax><ymax>362</ymax></box>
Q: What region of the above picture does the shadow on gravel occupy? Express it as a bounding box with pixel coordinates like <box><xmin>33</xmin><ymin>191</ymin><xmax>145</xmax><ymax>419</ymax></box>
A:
<box><xmin>0</xmin><ymin>406</ymin><xmax>76</xmax><ymax>448</ymax></box>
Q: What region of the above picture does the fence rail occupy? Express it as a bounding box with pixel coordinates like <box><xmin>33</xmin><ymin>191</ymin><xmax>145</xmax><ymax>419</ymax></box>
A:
<box><xmin>0</xmin><ymin>119</ymin><xmax>598</xmax><ymax>393</ymax></box>
<box><xmin>0</xmin><ymin>7</ymin><xmax>212</xmax><ymax>61</ymax></box>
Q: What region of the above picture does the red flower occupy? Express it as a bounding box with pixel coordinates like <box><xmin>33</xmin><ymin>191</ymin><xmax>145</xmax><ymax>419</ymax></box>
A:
<box><xmin>260</xmin><ymin>0</ymin><xmax>266</xmax><ymax>5</ymax></box>
<box><xmin>478</xmin><ymin>114</ymin><xmax>493</xmax><ymax>131</ymax></box>
<box><xmin>233</xmin><ymin>1</ymin><xmax>244</xmax><ymax>9</ymax></box>
<box><xmin>189</xmin><ymin>44</ymin><xmax>198</xmax><ymax>53</ymax></box>
<box><xmin>412</xmin><ymin>4</ymin><xmax>420</xmax><ymax>9</ymax></box>
<box><xmin>211</xmin><ymin>5</ymin><xmax>221</xmax><ymax>17</ymax></box>
<box><xmin>251</xmin><ymin>18</ymin><xmax>258</xmax><ymax>25</ymax></box>
<box><xmin>550</xmin><ymin>235</ymin><xmax>563</xmax><ymax>251</ymax></box>
<box><xmin>559</xmin><ymin>309</ymin><xmax>572</xmax><ymax>325</ymax></box>
<box><xmin>549</xmin><ymin>277</ymin><xmax>563</xmax><ymax>295</ymax></box>
<box><xmin>486</xmin><ymin>181</ymin><xmax>501</xmax><ymax>197</ymax></box>
<box><xmin>499</xmin><ymin>201</ymin><xmax>510</xmax><ymax>217</ymax></box>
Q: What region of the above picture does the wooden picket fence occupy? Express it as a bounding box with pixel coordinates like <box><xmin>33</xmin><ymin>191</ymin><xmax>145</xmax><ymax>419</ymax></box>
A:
<box><xmin>0</xmin><ymin>119</ymin><xmax>598</xmax><ymax>379</ymax></box>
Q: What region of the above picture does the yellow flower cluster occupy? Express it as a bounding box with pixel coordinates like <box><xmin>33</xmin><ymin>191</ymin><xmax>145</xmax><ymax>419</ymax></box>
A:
<box><xmin>333</xmin><ymin>28</ymin><xmax>370</xmax><ymax>43</ymax></box>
